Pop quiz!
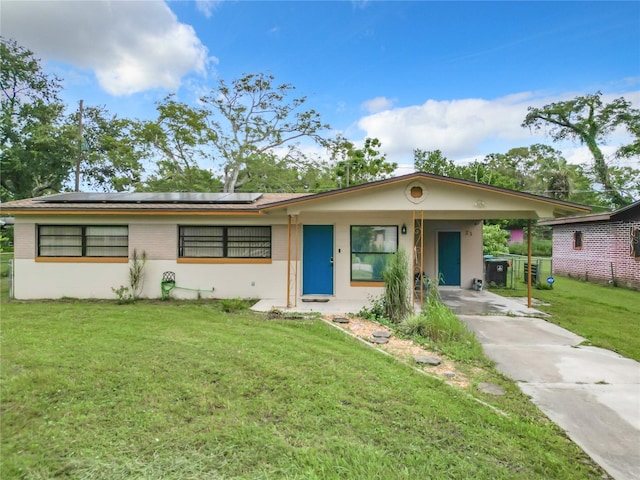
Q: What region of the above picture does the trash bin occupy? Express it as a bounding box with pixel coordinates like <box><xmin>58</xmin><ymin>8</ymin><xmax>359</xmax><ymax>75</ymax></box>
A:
<box><xmin>485</xmin><ymin>258</ymin><xmax>510</xmax><ymax>287</ymax></box>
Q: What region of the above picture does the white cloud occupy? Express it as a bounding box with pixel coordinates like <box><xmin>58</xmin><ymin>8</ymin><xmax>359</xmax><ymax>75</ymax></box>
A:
<box><xmin>356</xmin><ymin>90</ymin><xmax>640</xmax><ymax>166</ymax></box>
<box><xmin>195</xmin><ymin>0</ymin><xmax>222</xmax><ymax>18</ymax></box>
<box><xmin>1</xmin><ymin>0</ymin><xmax>210</xmax><ymax>96</ymax></box>
<box><xmin>361</xmin><ymin>96</ymin><xmax>396</xmax><ymax>114</ymax></box>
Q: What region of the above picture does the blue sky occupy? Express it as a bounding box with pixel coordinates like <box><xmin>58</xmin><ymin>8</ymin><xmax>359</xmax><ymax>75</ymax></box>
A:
<box><xmin>3</xmin><ymin>0</ymin><xmax>639</xmax><ymax>173</ymax></box>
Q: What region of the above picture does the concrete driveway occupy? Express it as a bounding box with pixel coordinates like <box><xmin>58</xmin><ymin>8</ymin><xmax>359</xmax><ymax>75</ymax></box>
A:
<box><xmin>460</xmin><ymin>313</ymin><xmax>640</xmax><ymax>480</ymax></box>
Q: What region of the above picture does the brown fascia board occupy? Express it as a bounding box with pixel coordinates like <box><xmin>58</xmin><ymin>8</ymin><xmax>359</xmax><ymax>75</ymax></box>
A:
<box><xmin>260</xmin><ymin>172</ymin><xmax>592</xmax><ymax>214</ymax></box>
<box><xmin>538</xmin><ymin>213</ymin><xmax>613</xmax><ymax>226</ymax></box>
<box><xmin>540</xmin><ymin>200</ymin><xmax>639</xmax><ymax>226</ymax></box>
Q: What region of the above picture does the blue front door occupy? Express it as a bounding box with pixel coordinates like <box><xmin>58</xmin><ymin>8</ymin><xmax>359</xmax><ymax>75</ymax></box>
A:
<box><xmin>303</xmin><ymin>225</ymin><xmax>334</xmax><ymax>295</ymax></box>
<box><xmin>438</xmin><ymin>231</ymin><xmax>461</xmax><ymax>286</ymax></box>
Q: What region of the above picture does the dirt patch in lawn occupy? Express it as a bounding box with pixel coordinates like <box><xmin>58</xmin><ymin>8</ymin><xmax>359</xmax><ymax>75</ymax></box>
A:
<box><xmin>327</xmin><ymin>316</ymin><xmax>472</xmax><ymax>389</ymax></box>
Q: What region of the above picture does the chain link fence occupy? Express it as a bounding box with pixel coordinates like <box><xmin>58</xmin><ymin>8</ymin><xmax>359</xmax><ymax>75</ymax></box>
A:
<box><xmin>1</xmin><ymin>253</ymin><xmax>14</xmax><ymax>299</ymax></box>
<box><xmin>487</xmin><ymin>254</ymin><xmax>553</xmax><ymax>290</ymax></box>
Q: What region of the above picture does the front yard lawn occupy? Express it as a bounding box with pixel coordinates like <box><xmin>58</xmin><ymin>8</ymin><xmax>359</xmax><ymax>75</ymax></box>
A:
<box><xmin>0</xmin><ymin>300</ymin><xmax>604</xmax><ymax>479</ymax></box>
<box><xmin>493</xmin><ymin>276</ymin><xmax>640</xmax><ymax>361</ymax></box>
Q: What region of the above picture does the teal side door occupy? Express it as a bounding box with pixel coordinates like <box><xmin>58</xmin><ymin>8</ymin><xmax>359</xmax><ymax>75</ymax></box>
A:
<box><xmin>438</xmin><ymin>231</ymin><xmax>461</xmax><ymax>286</ymax></box>
<box><xmin>303</xmin><ymin>225</ymin><xmax>334</xmax><ymax>295</ymax></box>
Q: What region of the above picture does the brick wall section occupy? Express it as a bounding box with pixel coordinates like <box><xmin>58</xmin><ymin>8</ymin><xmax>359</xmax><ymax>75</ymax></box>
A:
<box><xmin>552</xmin><ymin>220</ymin><xmax>640</xmax><ymax>289</ymax></box>
<box><xmin>129</xmin><ymin>223</ymin><xmax>177</xmax><ymax>260</ymax></box>
<box><xmin>13</xmin><ymin>223</ymin><xmax>35</xmax><ymax>259</ymax></box>
<box><xmin>271</xmin><ymin>225</ymin><xmax>289</xmax><ymax>261</ymax></box>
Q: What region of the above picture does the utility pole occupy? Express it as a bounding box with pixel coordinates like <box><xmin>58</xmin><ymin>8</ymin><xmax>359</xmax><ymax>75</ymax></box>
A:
<box><xmin>75</xmin><ymin>99</ymin><xmax>83</xmax><ymax>192</ymax></box>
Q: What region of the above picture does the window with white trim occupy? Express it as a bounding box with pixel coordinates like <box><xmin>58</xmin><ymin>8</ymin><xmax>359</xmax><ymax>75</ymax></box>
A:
<box><xmin>351</xmin><ymin>225</ymin><xmax>398</xmax><ymax>281</ymax></box>
<box><xmin>178</xmin><ymin>226</ymin><xmax>271</xmax><ymax>258</ymax></box>
<box><xmin>37</xmin><ymin>225</ymin><xmax>128</xmax><ymax>257</ymax></box>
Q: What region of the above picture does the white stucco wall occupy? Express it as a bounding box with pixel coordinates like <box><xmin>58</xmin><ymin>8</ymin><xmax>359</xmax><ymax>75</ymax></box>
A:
<box><xmin>12</xmin><ymin>212</ymin><xmax>484</xmax><ymax>301</ymax></box>
<box><xmin>13</xmin><ymin>259</ymin><xmax>290</xmax><ymax>300</ymax></box>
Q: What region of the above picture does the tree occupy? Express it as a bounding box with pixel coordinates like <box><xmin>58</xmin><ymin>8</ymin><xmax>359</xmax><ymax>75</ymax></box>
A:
<box><xmin>522</xmin><ymin>92</ymin><xmax>640</xmax><ymax>208</ymax></box>
<box><xmin>483</xmin><ymin>223</ymin><xmax>509</xmax><ymax>256</ymax></box>
<box><xmin>478</xmin><ymin>148</ymin><xmax>534</xmax><ymax>192</ymax></box>
<box><xmin>68</xmin><ymin>105</ymin><xmax>146</xmax><ymax>192</ymax></box>
<box><xmin>1</xmin><ymin>37</ymin><xmax>72</xmax><ymax>201</ymax></box>
<box><xmin>200</xmin><ymin>73</ymin><xmax>329</xmax><ymax>192</ymax></box>
<box><xmin>413</xmin><ymin>148</ymin><xmax>458</xmax><ymax>176</ymax></box>
<box><xmin>237</xmin><ymin>151</ymin><xmax>333</xmax><ymax>193</ymax></box>
<box><xmin>135</xmin><ymin>96</ymin><xmax>220</xmax><ymax>192</ymax></box>
<box><xmin>329</xmin><ymin>136</ymin><xmax>397</xmax><ymax>187</ymax></box>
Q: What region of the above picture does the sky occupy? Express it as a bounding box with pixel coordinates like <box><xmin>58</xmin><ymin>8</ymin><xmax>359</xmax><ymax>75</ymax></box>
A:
<box><xmin>2</xmin><ymin>0</ymin><xmax>639</xmax><ymax>176</ymax></box>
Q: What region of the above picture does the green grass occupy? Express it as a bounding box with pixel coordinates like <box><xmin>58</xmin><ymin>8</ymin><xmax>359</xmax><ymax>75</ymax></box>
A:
<box><xmin>492</xmin><ymin>276</ymin><xmax>640</xmax><ymax>361</ymax></box>
<box><xmin>1</xmin><ymin>300</ymin><xmax>604</xmax><ymax>479</ymax></box>
<box><xmin>0</xmin><ymin>253</ymin><xmax>13</xmax><ymax>300</ymax></box>
<box><xmin>399</xmin><ymin>293</ymin><xmax>485</xmax><ymax>363</ymax></box>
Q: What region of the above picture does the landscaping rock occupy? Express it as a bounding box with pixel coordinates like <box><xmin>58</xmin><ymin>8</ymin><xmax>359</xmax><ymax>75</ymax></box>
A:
<box><xmin>333</xmin><ymin>317</ymin><xmax>350</xmax><ymax>324</ymax></box>
<box><xmin>478</xmin><ymin>382</ymin><xmax>505</xmax><ymax>396</ymax></box>
<box><xmin>414</xmin><ymin>355</ymin><xmax>441</xmax><ymax>366</ymax></box>
<box><xmin>370</xmin><ymin>337</ymin><xmax>389</xmax><ymax>344</ymax></box>
<box><xmin>372</xmin><ymin>330</ymin><xmax>391</xmax><ymax>338</ymax></box>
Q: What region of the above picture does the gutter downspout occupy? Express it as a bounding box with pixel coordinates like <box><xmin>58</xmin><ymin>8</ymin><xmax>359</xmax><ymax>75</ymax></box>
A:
<box><xmin>527</xmin><ymin>219</ymin><xmax>532</xmax><ymax>308</ymax></box>
<box><xmin>287</xmin><ymin>215</ymin><xmax>292</xmax><ymax>307</ymax></box>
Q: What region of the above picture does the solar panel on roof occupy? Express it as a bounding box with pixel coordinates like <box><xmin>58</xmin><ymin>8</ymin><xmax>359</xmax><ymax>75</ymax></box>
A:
<box><xmin>38</xmin><ymin>192</ymin><xmax>264</xmax><ymax>204</ymax></box>
<box><xmin>214</xmin><ymin>193</ymin><xmax>263</xmax><ymax>203</ymax></box>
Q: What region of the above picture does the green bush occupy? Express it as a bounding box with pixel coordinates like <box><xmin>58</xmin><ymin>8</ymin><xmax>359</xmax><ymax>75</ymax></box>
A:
<box><xmin>508</xmin><ymin>239</ymin><xmax>552</xmax><ymax>257</ymax></box>
<box><xmin>357</xmin><ymin>295</ymin><xmax>387</xmax><ymax>322</ymax></box>
<box><xmin>398</xmin><ymin>289</ymin><xmax>485</xmax><ymax>363</ymax></box>
<box><xmin>483</xmin><ymin>224</ymin><xmax>509</xmax><ymax>256</ymax></box>
<box><xmin>382</xmin><ymin>248</ymin><xmax>412</xmax><ymax>323</ymax></box>
<box><xmin>398</xmin><ymin>312</ymin><xmax>430</xmax><ymax>337</ymax></box>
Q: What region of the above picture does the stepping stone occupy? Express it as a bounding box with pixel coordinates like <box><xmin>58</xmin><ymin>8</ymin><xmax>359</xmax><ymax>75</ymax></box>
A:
<box><xmin>333</xmin><ymin>317</ymin><xmax>350</xmax><ymax>324</ymax></box>
<box><xmin>414</xmin><ymin>355</ymin><xmax>441</xmax><ymax>366</ymax></box>
<box><xmin>478</xmin><ymin>382</ymin><xmax>505</xmax><ymax>396</ymax></box>
<box><xmin>372</xmin><ymin>330</ymin><xmax>391</xmax><ymax>338</ymax></box>
<box><xmin>370</xmin><ymin>337</ymin><xmax>389</xmax><ymax>344</ymax></box>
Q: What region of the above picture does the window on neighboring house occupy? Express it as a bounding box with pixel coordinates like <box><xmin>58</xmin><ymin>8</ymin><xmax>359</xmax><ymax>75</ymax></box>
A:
<box><xmin>632</xmin><ymin>227</ymin><xmax>640</xmax><ymax>259</ymax></box>
<box><xmin>573</xmin><ymin>231</ymin><xmax>583</xmax><ymax>250</ymax></box>
<box><xmin>178</xmin><ymin>226</ymin><xmax>271</xmax><ymax>258</ymax></box>
<box><xmin>351</xmin><ymin>225</ymin><xmax>398</xmax><ymax>282</ymax></box>
<box><xmin>38</xmin><ymin>225</ymin><xmax>128</xmax><ymax>257</ymax></box>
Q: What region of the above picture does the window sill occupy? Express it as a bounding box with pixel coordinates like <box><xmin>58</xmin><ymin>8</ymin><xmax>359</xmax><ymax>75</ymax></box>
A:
<box><xmin>35</xmin><ymin>257</ymin><xmax>129</xmax><ymax>263</ymax></box>
<box><xmin>351</xmin><ymin>281</ymin><xmax>384</xmax><ymax>287</ymax></box>
<box><xmin>177</xmin><ymin>258</ymin><xmax>272</xmax><ymax>264</ymax></box>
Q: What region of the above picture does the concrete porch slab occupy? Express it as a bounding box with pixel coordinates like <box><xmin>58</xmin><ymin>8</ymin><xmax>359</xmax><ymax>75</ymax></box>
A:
<box><xmin>438</xmin><ymin>287</ymin><xmax>547</xmax><ymax>317</ymax></box>
<box><xmin>251</xmin><ymin>298</ymin><xmax>370</xmax><ymax>316</ymax></box>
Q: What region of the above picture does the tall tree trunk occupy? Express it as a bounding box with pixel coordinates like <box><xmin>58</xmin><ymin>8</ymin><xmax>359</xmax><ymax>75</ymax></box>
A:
<box><xmin>585</xmin><ymin>138</ymin><xmax>627</xmax><ymax>208</ymax></box>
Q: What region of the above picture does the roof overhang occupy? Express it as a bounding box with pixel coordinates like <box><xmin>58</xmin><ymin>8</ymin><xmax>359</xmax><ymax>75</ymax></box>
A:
<box><xmin>0</xmin><ymin>173</ymin><xmax>592</xmax><ymax>220</ymax></box>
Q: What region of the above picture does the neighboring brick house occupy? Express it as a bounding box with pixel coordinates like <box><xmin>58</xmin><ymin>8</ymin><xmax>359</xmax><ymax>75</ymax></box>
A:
<box><xmin>539</xmin><ymin>201</ymin><xmax>640</xmax><ymax>290</ymax></box>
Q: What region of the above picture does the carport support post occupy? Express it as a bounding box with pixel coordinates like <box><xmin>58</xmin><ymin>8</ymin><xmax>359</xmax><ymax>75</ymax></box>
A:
<box><xmin>527</xmin><ymin>219</ymin><xmax>532</xmax><ymax>308</ymax></box>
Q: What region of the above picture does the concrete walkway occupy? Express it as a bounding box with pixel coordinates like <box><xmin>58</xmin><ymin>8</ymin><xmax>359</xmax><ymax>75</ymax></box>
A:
<box><xmin>460</xmin><ymin>313</ymin><xmax>640</xmax><ymax>480</ymax></box>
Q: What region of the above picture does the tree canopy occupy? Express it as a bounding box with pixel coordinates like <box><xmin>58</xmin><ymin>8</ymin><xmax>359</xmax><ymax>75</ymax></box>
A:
<box><xmin>1</xmin><ymin>38</ymin><xmax>147</xmax><ymax>200</ymax></box>
<box><xmin>2</xmin><ymin>37</ymin><xmax>638</xmax><ymax>208</ymax></box>
<box><xmin>201</xmin><ymin>73</ymin><xmax>329</xmax><ymax>192</ymax></box>
<box><xmin>523</xmin><ymin>91</ymin><xmax>639</xmax><ymax>208</ymax></box>
<box><xmin>1</xmin><ymin>37</ymin><xmax>72</xmax><ymax>201</ymax></box>
<box><xmin>330</xmin><ymin>136</ymin><xmax>397</xmax><ymax>187</ymax></box>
